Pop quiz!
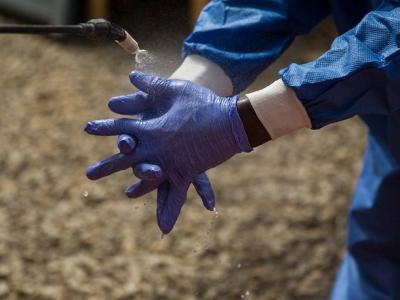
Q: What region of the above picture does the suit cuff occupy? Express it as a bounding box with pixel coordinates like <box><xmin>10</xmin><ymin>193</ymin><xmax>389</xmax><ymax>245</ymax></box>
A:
<box><xmin>246</xmin><ymin>79</ymin><xmax>311</xmax><ymax>139</ymax></box>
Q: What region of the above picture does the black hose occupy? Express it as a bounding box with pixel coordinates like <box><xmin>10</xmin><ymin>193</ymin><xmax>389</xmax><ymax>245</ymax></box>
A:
<box><xmin>0</xmin><ymin>24</ymin><xmax>84</xmax><ymax>35</ymax></box>
<box><xmin>0</xmin><ymin>19</ymin><xmax>138</xmax><ymax>54</ymax></box>
<box><xmin>0</xmin><ymin>20</ymin><xmax>126</xmax><ymax>41</ymax></box>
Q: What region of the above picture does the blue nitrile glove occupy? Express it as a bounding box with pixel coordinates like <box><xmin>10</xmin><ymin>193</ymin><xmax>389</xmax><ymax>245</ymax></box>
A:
<box><xmin>116</xmin><ymin>134</ymin><xmax>216</xmax><ymax>210</ymax></box>
<box><xmin>85</xmin><ymin>71</ymin><xmax>252</xmax><ymax>233</ymax></box>
<box><xmin>117</xmin><ymin>134</ymin><xmax>137</xmax><ymax>154</ymax></box>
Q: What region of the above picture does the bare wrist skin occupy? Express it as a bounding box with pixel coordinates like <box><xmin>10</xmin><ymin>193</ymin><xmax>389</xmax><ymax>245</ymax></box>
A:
<box><xmin>237</xmin><ymin>96</ymin><xmax>271</xmax><ymax>147</ymax></box>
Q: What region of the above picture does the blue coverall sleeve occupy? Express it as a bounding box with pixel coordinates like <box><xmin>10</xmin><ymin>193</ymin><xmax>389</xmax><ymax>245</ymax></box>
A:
<box><xmin>183</xmin><ymin>0</ymin><xmax>330</xmax><ymax>94</ymax></box>
<box><xmin>280</xmin><ymin>0</ymin><xmax>400</xmax><ymax>129</ymax></box>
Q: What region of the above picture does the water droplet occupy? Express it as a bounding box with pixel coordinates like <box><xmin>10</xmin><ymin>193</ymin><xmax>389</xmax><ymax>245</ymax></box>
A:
<box><xmin>237</xmin><ymin>263</ymin><xmax>242</xmax><ymax>269</ymax></box>
<box><xmin>245</xmin><ymin>290</ymin><xmax>250</xmax><ymax>296</ymax></box>
<box><xmin>241</xmin><ymin>295</ymin><xmax>245</xmax><ymax>299</ymax></box>
<box><xmin>82</xmin><ymin>191</ymin><xmax>89</xmax><ymax>197</ymax></box>
<box><xmin>134</xmin><ymin>49</ymin><xmax>155</xmax><ymax>71</ymax></box>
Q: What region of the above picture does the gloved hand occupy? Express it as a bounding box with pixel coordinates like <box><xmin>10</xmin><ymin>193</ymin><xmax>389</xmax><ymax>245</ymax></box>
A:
<box><xmin>85</xmin><ymin>71</ymin><xmax>252</xmax><ymax>233</ymax></box>
<box><xmin>116</xmin><ymin>134</ymin><xmax>216</xmax><ymax>211</ymax></box>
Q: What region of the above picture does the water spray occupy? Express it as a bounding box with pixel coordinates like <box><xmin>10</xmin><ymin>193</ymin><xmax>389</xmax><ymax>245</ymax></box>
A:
<box><xmin>0</xmin><ymin>19</ymin><xmax>139</xmax><ymax>55</ymax></box>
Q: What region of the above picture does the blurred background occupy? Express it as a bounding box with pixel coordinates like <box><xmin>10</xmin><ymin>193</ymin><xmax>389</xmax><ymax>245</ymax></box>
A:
<box><xmin>0</xmin><ymin>1</ymin><xmax>366</xmax><ymax>299</ymax></box>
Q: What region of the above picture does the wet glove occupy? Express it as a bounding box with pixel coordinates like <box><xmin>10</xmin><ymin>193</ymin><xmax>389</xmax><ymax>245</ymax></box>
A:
<box><xmin>116</xmin><ymin>134</ymin><xmax>216</xmax><ymax>210</ymax></box>
<box><xmin>85</xmin><ymin>71</ymin><xmax>252</xmax><ymax>233</ymax></box>
<box><xmin>114</xmin><ymin>92</ymin><xmax>216</xmax><ymax>210</ymax></box>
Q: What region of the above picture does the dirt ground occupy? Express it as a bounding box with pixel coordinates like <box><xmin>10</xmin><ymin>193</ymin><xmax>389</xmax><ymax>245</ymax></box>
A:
<box><xmin>0</xmin><ymin>16</ymin><xmax>366</xmax><ymax>300</ymax></box>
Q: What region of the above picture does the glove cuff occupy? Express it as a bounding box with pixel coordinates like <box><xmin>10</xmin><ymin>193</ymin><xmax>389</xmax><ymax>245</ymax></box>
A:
<box><xmin>237</xmin><ymin>96</ymin><xmax>272</xmax><ymax>147</ymax></box>
<box><xmin>228</xmin><ymin>95</ymin><xmax>253</xmax><ymax>153</ymax></box>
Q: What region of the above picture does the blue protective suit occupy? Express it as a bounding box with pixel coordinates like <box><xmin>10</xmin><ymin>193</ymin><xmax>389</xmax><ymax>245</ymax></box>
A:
<box><xmin>183</xmin><ymin>1</ymin><xmax>400</xmax><ymax>299</ymax></box>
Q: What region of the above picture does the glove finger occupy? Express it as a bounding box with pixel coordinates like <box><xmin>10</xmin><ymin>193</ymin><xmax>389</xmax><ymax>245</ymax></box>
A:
<box><xmin>108</xmin><ymin>91</ymin><xmax>151</xmax><ymax>115</ymax></box>
<box><xmin>117</xmin><ymin>134</ymin><xmax>136</xmax><ymax>154</ymax></box>
<box><xmin>133</xmin><ymin>163</ymin><xmax>165</xmax><ymax>181</ymax></box>
<box><xmin>156</xmin><ymin>181</ymin><xmax>190</xmax><ymax>234</ymax></box>
<box><xmin>85</xmin><ymin>118</ymin><xmax>142</xmax><ymax>136</ymax></box>
<box><xmin>193</xmin><ymin>173</ymin><xmax>216</xmax><ymax>211</ymax></box>
<box><xmin>125</xmin><ymin>178</ymin><xmax>163</xmax><ymax>198</ymax></box>
<box><xmin>129</xmin><ymin>71</ymin><xmax>169</xmax><ymax>96</ymax></box>
<box><xmin>86</xmin><ymin>152</ymin><xmax>141</xmax><ymax>180</ymax></box>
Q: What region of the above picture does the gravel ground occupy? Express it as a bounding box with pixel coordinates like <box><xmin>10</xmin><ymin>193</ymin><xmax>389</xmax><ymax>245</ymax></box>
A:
<box><xmin>0</xmin><ymin>16</ymin><xmax>366</xmax><ymax>300</ymax></box>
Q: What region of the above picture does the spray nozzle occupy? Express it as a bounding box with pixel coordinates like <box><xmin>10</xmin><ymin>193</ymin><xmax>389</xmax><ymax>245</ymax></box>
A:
<box><xmin>82</xmin><ymin>19</ymin><xmax>139</xmax><ymax>54</ymax></box>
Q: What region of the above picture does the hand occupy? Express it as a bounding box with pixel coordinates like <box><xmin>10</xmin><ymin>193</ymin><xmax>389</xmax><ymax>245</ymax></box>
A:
<box><xmin>85</xmin><ymin>71</ymin><xmax>252</xmax><ymax>233</ymax></box>
<box><xmin>116</xmin><ymin>134</ymin><xmax>216</xmax><ymax>211</ymax></box>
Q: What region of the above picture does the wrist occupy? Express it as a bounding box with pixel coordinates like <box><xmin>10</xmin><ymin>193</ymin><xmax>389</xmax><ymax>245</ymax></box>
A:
<box><xmin>237</xmin><ymin>96</ymin><xmax>272</xmax><ymax>147</ymax></box>
<box><xmin>246</xmin><ymin>79</ymin><xmax>311</xmax><ymax>139</ymax></box>
<box><xmin>170</xmin><ymin>55</ymin><xmax>234</xmax><ymax>96</ymax></box>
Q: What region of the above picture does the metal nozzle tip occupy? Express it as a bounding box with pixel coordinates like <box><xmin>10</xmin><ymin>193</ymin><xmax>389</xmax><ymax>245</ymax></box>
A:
<box><xmin>116</xmin><ymin>31</ymin><xmax>139</xmax><ymax>54</ymax></box>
